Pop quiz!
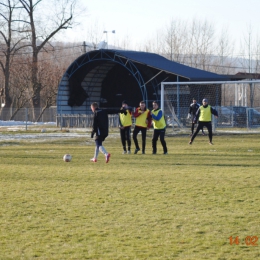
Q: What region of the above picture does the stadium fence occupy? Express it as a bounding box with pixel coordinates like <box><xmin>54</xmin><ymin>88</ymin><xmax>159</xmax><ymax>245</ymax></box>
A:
<box><xmin>1</xmin><ymin>80</ymin><xmax>260</xmax><ymax>132</ymax></box>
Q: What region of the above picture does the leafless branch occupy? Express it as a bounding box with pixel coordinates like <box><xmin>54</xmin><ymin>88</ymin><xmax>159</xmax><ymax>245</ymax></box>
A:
<box><xmin>0</xmin><ymin>60</ymin><xmax>5</xmax><ymax>73</ymax></box>
<box><xmin>37</xmin><ymin>15</ymin><xmax>73</xmax><ymax>51</ymax></box>
<box><xmin>11</xmin><ymin>19</ymin><xmax>31</xmax><ymax>24</ymax></box>
<box><xmin>0</xmin><ymin>13</ymin><xmax>8</xmax><ymax>21</ymax></box>
<box><xmin>0</xmin><ymin>30</ymin><xmax>8</xmax><ymax>43</ymax></box>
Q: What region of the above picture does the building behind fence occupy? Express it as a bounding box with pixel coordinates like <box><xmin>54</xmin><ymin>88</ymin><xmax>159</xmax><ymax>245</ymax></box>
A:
<box><xmin>2</xmin><ymin>79</ymin><xmax>260</xmax><ymax>130</ymax></box>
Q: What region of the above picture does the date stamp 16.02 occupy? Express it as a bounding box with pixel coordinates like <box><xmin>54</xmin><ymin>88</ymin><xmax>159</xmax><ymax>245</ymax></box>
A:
<box><xmin>229</xmin><ymin>236</ymin><xmax>258</xmax><ymax>246</ymax></box>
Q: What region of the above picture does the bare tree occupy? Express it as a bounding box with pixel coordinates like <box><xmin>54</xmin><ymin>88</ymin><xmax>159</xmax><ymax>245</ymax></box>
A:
<box><xmin>16</xmin><ymin>0</ymin><xmax>82</xmax><ymax>118</ymax></box>
<box><xmin>140</xmin><ymin>29</ymin><xmax>165</xmax><ymax>54</ymax></box>
<box><xmin>160</xmin><ymin>18</ymin><xmax>216</xmax><ymax>70</ymax></box>
<box><xmin>35</xmin><ymin>57</ymin><xmax>63</xmax><ymax>122</ymax></box>
<box><xmin>239</xmin><ymin>27</ymin><xmax>260</xmax><ymax>107</ymax></box>
<box><xmin>120</xmin><ymin>33</ymin><xmax>132</xmax><ymax>51</ymax></box>
<box><xmin>163</xmin><ymin>19</ymin><xmax>188</xmax><ymax>62</ymax></box>
<box><xmin>187</xmin><ymin>18</ymin><xmax>215</xmax><ymax>70</ymax></box>
<box><xmin>0</xmin><ymin>0</ymin><xmax>28</xmax><ymax>109</ymax></box>
<box><xmin>212</xmin><ymin>27</ymin><xmax>236</xmax><ymax>74</ymax></box>
<box><xmin>8</xmin><ymin>56</ymin><xmax>33</xmax><ymax>119</ymax></box>
<box><xmin>85</xmin><ymin>21</ymin><xmax>106</xmax><ymax>50</ymax></box>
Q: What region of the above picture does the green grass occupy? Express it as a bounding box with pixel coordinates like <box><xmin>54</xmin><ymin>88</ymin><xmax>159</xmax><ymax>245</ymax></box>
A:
<box><xmin>0</xmin><ymin>131</ymin><xmax>260</xmax><ymax>259</ymax></box>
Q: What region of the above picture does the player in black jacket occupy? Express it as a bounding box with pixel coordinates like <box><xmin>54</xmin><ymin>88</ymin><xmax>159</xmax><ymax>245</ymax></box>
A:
<box><xmin>90</xmin><ymin>102</ymin><xmax>126</xmax><ymax>163</ymax></box>
<box><xmin>188</xmin><ymin>98</ymin><xmax>205</xmax><ymax>136</ymax></box>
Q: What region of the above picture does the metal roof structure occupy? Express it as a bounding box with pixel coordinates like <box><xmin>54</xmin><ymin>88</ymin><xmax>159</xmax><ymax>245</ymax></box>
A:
<box><xmin>107</xmin><ymin>49</ymin><xmax>228</xmax><ymax>81</ymax></box>
<box><xmin>57</xmin><ymin>49</ymin><xmax>230</xmax><ymax>115</ymax></box>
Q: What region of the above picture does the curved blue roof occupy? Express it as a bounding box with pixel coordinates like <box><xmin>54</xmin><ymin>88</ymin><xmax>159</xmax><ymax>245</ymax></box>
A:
<box><xmin>58</xmin><ymin>49</ymin><xmax>229</xmax><ymax>114</ymax></box>
<box><xmin>111</xmin><ymin>49</ymin><xmax>228</xmax><ymax>81</ymax></box>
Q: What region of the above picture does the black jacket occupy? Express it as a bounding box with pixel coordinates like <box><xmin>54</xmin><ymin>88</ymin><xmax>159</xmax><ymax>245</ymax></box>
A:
<box><xmin>189</xmin><ymin>102</ymin><xmax>200</xmax><ymax>115</ymax></box>
<box><xmin>91</xmin><ymin>108</ymin><xmax>126</xmax><ymax>141</ymax></box>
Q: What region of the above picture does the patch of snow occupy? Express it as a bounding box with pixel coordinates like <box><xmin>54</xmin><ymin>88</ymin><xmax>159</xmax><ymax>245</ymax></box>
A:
<box><xmin>0</xmin><ymin>120</ymin><xmax>56</xmax><ymax>127</ymax></box>
<box><xmin>0</xmin><ymin>120</ymin><xmax>119</xmax><ymax>143</ymax></box>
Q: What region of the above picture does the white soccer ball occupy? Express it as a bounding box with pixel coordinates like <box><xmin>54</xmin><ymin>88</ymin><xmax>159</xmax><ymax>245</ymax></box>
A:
<box><xmin>63</xmin><ymin>154</ymin><xmax>72</xmax><ymax>162</ymax></box>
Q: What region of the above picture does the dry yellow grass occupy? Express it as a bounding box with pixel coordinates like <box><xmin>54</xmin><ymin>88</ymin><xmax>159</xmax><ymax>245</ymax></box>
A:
<box><xmin>0</xmin><ymin>132</ymin><xmax>259</xmax><ymax>259</ymax></box>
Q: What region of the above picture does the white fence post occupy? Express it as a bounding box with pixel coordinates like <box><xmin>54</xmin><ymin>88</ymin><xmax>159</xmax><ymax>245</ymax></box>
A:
<box><xmin>25</xmin><ymin>108</ymin><xmax>28</xmax><ymax>131</ymax></box>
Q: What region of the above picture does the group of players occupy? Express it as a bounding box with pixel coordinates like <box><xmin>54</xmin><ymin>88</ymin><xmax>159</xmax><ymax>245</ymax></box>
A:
<box><xmin>90</xmin><ymin>100</ymin><xmax>167</xmax><ymax>163</ymax></box>
<box><xmin>90</xmin><ymin>98</ymin><xmax>218</xmax><ymax>163</ymax></box>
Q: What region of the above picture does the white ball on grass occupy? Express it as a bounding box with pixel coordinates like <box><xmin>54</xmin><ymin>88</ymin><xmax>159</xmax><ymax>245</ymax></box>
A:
<box><xmin>63</xmin><ymin>154</ymin><xmax>72</xmax><ymax>162</ymax></box>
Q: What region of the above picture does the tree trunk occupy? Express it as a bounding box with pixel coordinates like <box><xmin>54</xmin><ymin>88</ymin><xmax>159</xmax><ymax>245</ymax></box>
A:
<box><xmin>3</xmin><ymin>56</ymin><xmax>12</xmax><ymax>108</ymax></box>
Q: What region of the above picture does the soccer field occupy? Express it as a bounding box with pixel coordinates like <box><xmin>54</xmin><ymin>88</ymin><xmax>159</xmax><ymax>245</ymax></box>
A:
<box><xmin>0</xmin><ymin>130</ymin><xmax>259</xmax><ymax>259</ymax></box>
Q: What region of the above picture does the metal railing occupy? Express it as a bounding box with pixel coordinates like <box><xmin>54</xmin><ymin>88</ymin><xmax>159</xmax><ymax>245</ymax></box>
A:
<box><xmin>1</xmin><ymin>107</ymin><xmax>260</xmax><ymax>130</ymax></box>
<box><xmin>57</xmin><ymin>114</ymin><xmax>119</xmax><ymax>128</ymax></box>
<box><xmin>0</xmin><ymin>107</ymin><xmax>57</xmax><ymax>123</ymax></box>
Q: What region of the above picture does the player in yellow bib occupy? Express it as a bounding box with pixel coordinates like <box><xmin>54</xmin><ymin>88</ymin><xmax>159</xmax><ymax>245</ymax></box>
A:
<box><xmin>119</xmin><ymin>100</ymin><xmax>132</xmax><ymax>154</ymax></box>
<box><xmin>151</xmin><ymin>101</ymin><xmax>168</xmax><ymax>154</ymax></box>
<box><xmin>133</xmin><ymin>101</ymin><xmax>152</xmax><ymax>154</ymax></box>
<box><xmin>189</xmin><ymin>98</ymin><xmax>218</xmax><ymax>145</ymax></box>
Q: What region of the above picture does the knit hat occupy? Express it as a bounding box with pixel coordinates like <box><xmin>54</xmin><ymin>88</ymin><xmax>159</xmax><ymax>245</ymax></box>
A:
<box><xmin>202</xmin><ymin>98</ymin><xmax>208</xmax><ymax>103</ymax></box>
<box><xmin>122</xmin><ymin>100</ymin><xmax>128</xmax><ymax>105</ymax></box>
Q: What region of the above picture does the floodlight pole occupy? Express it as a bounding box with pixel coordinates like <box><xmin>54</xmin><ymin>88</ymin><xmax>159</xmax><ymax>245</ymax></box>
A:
<box><xmin>161</xmin><ymin>83</ymin><xmax>164</xmax><ymax>112</ymax></box>
<box><xmin>103</xmin><ymin>30</ymin><xmax>115</xmax><ymax>49</ymax></box>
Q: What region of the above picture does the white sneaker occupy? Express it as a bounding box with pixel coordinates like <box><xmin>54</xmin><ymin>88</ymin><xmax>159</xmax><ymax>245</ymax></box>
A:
<box><xmin>122</xmin><ymin>151</ymin><xmax>127</xmax><ymax>154</ymax></box>
<box><xmin>127</xmin><ymin>151</ymin><xmax>131</xmax><ymax>154</ymax></box>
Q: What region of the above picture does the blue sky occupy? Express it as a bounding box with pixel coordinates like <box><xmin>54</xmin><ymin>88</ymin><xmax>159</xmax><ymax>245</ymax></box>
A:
<box><xmin>61</xmin><ymin>0</ymin><xmax>260</xmax><ymax>54</ymax></box>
